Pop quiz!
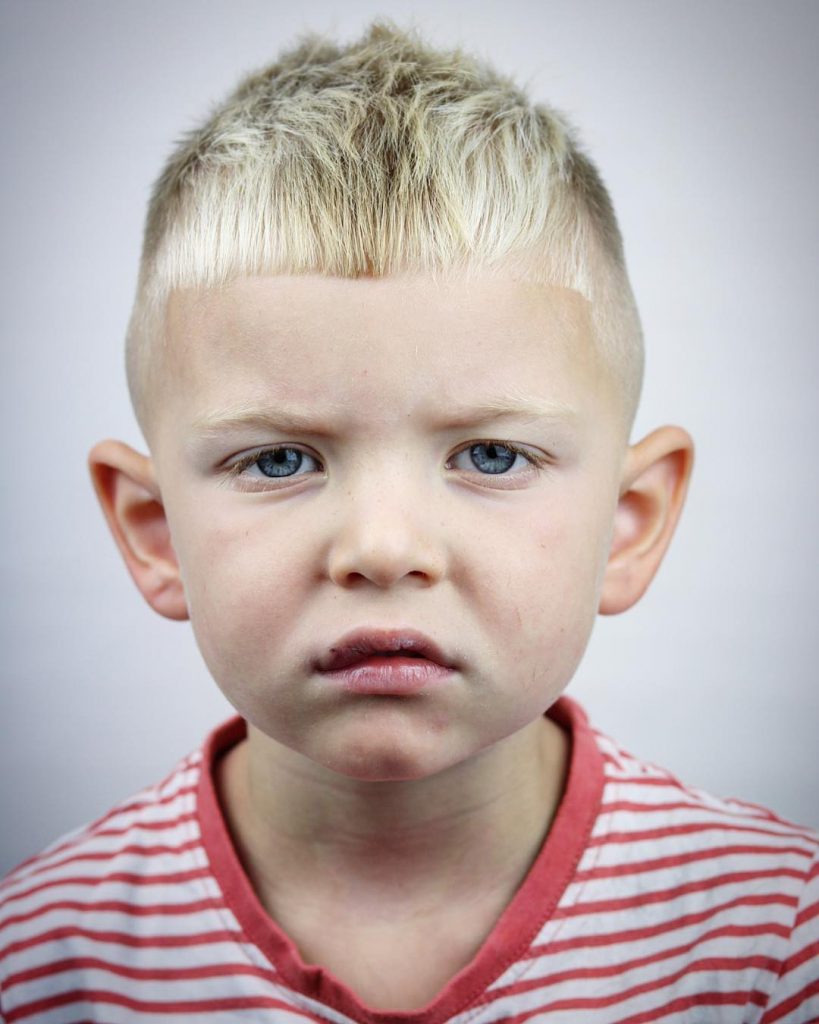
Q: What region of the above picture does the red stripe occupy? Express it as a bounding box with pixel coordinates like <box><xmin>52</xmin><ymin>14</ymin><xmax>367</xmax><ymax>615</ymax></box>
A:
<box><xmin>779</xmin><ymin>938</ymin><xmax>819</xmax><ymax>977</ymax></box>
<box><xmin>591</xmin><ymin>819</ymin><xmax>816</xmax><ymax>848</ymax></box>
<box><xmin>612</xmin><ymin>988</ymin><xmax>768</xmax><ymax>1024</ymax></box>
<box><xmin>599</xmin><ymin>799</ymin><xmax>814</xmax><ymax>835</ymax></box>
<box><xmin>0</xmin><ymin>924</ymin><xmax>243</xmax><ymax>960</ymax></box>
<box><xmin>760</xmin><ymin>977</ymin><xmax>819</xmax><ymax>1023</ymax></box>
<box><xmin>535</xmin><ymin>895</ymin><xmax>793</xmax><ymax>955</ymax></box>
<box><xmin>602</xmin><ymin>776</ymin><xmax>793</xmax><ymax>829</ymax></box>
<box><xmin>81</xmin><ymin>813</ymin><xmax>198</xmax><ymax>836</ymax></box>
<box><xmin>2</xmin><ymin>895</ymin><xmax>224</xmax><ymax>932</ymax></box>
<box><xmin>796</xmin><ymin>898</ymin><xmax>819</xmax><ymax>929</ymax></box>
<box><xmin>7</xmin><ymin>838</ymin><xmax>204</xmax><ymax>889</ymax></box>
<box><xmin>601</xmin><ymin>761</ymin><xmax>783</xmax><ymax>819</ymax></box>
<box><xmin>4</xmin><ymin>988</ymin><xmax>318</xmax><ymax>1024</ymax></box>
<box><xmin>601</xmin><ymin>798</ymin><xmax>725</xmax><ymax>815</ymax></box>
<box><xmin>486</xmin><ymin>926</ymin><xmax>781</xmax><ymax>1003</ymax></box>
<box><xmin>500</xmin><ymin>980</ymin><xmax>767</xmax><ymax>1024</ymax></box>
<box><xmin>80</xmin><ymin>795</ymin><xmax>198</xmax><ymax>836</ymax></box>
<box><xmin>599</xmin><ymin>752</ymin><xmax>686</xmax><ymax>783</ymax></box>
<box><xmin>4</xmin><ymin>786</ymin><xmax>199</xmax><ymax>880</ymax></box>
<box><xmin>98</xmin><ymin>763</ymin><xmax>200</xmax><ymax>823</ymax></box>
<box><xmin>556</xmin><ymin>868</ymin><xmax>804</xmax><ymax>917</ymax></box>
<box><xmin>2</xmin><ymin>866</ymin><xmax>211</xmax><ymax>911</ymax></box>
<box><xmin>4</xmin><ymin>954</ymin><xmax>279</xmax><ymax>992</ymax></box>
<box><xmin>575</xmin><ymin>843</ymin><xmax>812</xmax><ymax>883</ymax></box>
<box><xmin>601</xmin><ymin>772</ymin><xmax>685</xmax><ymax>790</ymax></box>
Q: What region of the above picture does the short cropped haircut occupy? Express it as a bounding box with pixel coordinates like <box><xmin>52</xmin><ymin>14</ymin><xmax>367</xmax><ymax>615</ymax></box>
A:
<box><xmin>126</xmin><ymin>19</ymin><xmax>644</xmax><ymax>435</ymax></box>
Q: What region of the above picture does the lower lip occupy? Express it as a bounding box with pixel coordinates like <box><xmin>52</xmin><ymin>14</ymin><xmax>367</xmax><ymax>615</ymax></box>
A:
<box><xmin>321</xmin><ymin>656</ymin><xmax>454</xmax><ymax>695</ymax></box>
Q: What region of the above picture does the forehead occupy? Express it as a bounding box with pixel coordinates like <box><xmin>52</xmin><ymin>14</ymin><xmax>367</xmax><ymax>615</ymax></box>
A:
<box><xmin>159</xmin><ymin>273</ymin><xmax>614</xmax><ymax>433</ymax></box>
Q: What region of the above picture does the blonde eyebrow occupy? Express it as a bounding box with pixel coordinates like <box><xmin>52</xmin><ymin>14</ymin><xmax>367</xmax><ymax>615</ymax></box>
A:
<box><xmin>192</xmin><ymin>409</ymin><xmax>338</xmax><ymax>438</ymax></box>
<box><xmin>431</xmin><ymin>395</ymin><xmax>579</xmax><ymax>428</ymax></box>
<box><xmin>190</xmin><ymin>394</ymin><xmax>578</xmax><ymax>437</ymax></box>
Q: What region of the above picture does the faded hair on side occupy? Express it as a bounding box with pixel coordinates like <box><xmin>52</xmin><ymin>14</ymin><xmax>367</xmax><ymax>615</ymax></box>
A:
<box><xmin>126</xmin><ymin>18</ymin><xmax>644</xmax><ymax>434</ymax></box>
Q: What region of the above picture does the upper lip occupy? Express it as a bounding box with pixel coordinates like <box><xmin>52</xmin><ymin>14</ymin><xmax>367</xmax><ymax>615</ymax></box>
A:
<box><xmin>316</xmin><ymin>629</ymin><xmax>455</xmax><ymax>672</ymax></box>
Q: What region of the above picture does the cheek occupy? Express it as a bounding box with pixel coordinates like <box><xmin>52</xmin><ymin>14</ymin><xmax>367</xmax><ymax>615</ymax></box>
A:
<box><xmin>483</xmin><ymin>493</ymin><xmax>609</xmax><ymax>671</ymax></box>
<box><xmin>170</xmin><ymin>507</ymin><xmax>311</xmax><ymax>669</ymax></box>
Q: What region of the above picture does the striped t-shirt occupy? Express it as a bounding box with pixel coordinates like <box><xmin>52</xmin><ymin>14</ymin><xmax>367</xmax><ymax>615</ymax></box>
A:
<box><xmin>1</xmin><ymin>698</ymin><xmax>817</xmax><ymax>1023</ymax></box>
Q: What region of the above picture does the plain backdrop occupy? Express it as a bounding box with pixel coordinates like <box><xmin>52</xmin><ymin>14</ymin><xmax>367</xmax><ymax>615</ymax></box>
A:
<box><xmin>1</xmin><ymin>0</ymin><xmax>817</xmax><ymax>877</ymax></box>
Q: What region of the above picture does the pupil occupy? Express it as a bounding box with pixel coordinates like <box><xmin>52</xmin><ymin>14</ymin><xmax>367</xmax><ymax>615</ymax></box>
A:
<box><xmin>470</xmin><ymin>443</ymin><xmax>515</xmax><ymax>474</ymax></box>
<box><xmin>257</xmin><ymin>448</ymin><xmax>302</xmax><ymax>477</ymax></box>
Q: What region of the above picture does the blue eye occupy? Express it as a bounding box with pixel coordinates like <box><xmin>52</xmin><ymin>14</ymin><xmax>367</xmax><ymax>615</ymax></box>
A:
<box><xmin>466</xmin><ymin>443</ymin><xmax>518</xmax><ymax>474</ymax></box>
<box><xmin>232</xmin><ymin>447</ymin><xmax>322</xmax><ymax>481</ymax></box>
<box><xmin>448</xmin><ymin>442</ymin><xmax>544</xmax><ymax>481</ymax></box>
<box><xmin>256</xmin><ymin>448</ymin><xmax>306</xmax><ymax>478</ymax></box>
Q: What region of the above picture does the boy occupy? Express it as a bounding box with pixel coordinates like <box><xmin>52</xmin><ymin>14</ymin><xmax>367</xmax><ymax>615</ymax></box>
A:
<box><xmin>1</xmin><ymin>18</ymin><xmax>816</xmax><ymax>1023</ymax></box>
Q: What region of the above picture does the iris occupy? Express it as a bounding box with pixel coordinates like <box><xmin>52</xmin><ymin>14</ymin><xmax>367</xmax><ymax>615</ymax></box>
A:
<box><xmin>256</xmin><ymin>448</ymin><xmax>303</xmax><ymax>477</ymax></box>
<box><xmin>469</xmin><ymin>443</ymin><xmax>516</xmax><ymax>474</ymax></box>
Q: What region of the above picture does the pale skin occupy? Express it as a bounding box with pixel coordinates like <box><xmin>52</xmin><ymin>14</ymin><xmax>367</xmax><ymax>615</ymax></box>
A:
<box><xmin>90</xmin><ymin>273</ymin><xmax>693</xmax><ymax>1010</ymax></box>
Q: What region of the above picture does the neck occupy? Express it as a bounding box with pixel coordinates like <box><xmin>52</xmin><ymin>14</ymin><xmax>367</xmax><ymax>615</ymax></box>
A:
<box><xmin>217</xmin><ymin>712</ymin><xmax>570</xmax><ymax>916</ymax></box>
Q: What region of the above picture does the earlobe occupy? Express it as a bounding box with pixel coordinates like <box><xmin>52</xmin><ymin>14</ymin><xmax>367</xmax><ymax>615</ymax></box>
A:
<box><xmin>88</xmin><ymin>440</ymin><xmax>189</xmax><ymax>621</ymax></box>
<box><xmin>599</xmin><ymin>425</ymin><xmax>694</xmax><ymax>616</ymax></box>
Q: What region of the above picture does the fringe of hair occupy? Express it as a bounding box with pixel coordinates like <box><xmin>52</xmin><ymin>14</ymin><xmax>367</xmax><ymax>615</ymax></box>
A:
<box><xmin>126</xmin><ymin>19</ymin><xmax>643</xmax><ymax>432</ymax></box>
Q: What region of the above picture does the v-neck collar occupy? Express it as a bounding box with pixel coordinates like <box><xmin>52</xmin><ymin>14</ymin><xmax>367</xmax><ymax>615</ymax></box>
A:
<box><xmin>197</xmin><ymin>696</ymin><xmax>604</xmax><ymax>1024</ymax></box>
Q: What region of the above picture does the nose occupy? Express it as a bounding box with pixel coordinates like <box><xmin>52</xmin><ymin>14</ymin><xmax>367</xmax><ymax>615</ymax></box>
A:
<box><xmin>326</xmin><ymin>472</ymin><xmax>446</xmax><ymax>589</ymax></box>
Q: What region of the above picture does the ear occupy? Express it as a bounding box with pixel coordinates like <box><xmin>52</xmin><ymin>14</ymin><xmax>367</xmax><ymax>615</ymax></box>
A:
<box><xmin>599</xmin><ymin>425</ymin><xmax>694</xmax><ymax>616</ymax></box>
<box><xmin>88</xmin><ymin>440</ymin><xmax>189</xmax><ymax>621</ymax></box>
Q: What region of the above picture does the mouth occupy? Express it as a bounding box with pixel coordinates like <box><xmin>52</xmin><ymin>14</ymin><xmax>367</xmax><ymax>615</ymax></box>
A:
<box><xmin>315</xmin><ymin>628</ymin><xmax>456</xmax><ymax>696</ymax></box>
<box><xmin>316</xmin><ymin>628</ymin><xmax>456</xmax><ymax>673</ymax></box>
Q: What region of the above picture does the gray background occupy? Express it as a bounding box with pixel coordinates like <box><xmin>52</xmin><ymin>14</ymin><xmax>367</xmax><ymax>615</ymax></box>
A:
<box><xmin>1</xmin><ymin>0</ymin><xmax>817</xmax><ymax>877</ymax></box>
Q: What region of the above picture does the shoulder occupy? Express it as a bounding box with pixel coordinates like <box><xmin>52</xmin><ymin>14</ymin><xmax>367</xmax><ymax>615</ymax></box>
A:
<box><xmin>0</xmin><ymin>746</ymin><xmax>207</xmax><ymax>982</ymax></box>
<box><xmin>589</xmin><ymin>725</ymin><xmax>819</xmax><ymax>891</ymax></box>
<box><xmin>591</xmin><ymin>726</ymin><xmax>819</xmax><ymax>854</ymax></box>
<box><xmin>582</xmin><ymin>725</ymin><xmax>819</xmax><ymax>1021</ymax></box>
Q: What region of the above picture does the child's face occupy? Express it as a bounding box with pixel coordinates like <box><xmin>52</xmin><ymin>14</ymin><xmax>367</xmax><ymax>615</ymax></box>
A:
<box><xmin>149</xmin><ymin>273</ymin><xmax>627</xmax><ymax>780</ymax></box>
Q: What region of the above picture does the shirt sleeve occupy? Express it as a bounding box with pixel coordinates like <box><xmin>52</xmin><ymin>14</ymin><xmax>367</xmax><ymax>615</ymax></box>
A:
<box><xmin>760</xmin><ymin>846</ymin><xmax>819</xmax><ymax>1023</ymax></box>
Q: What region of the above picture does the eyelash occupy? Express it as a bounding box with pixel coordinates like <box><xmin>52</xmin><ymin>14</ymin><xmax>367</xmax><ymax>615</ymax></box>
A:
<box><xmin>226</xmin><ymin>441</ymin><xmax>552</xmax><ymax>486</ymax></box>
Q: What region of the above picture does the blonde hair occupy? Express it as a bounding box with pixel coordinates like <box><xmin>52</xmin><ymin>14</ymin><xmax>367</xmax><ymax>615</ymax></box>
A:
<box><xmin>126</xmin><ymin>18</ymin><xmax>643</xmax><ymax>433</ymax></box>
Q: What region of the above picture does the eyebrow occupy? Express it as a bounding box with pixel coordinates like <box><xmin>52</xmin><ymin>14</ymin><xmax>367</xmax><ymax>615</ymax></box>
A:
<box><xmin>433</xmin><ymin>395</ymin><xmax>579</xmax><ymax>428</ymax></box>
<box><xmin>191</xmin><ymin>404</ymin><xmax>347</xmax><ymax>438</ymax></box>
<box><xmin>190</xmin><ymin>394</ymin><xmax>578</xmax><ymax>437</ymax></box>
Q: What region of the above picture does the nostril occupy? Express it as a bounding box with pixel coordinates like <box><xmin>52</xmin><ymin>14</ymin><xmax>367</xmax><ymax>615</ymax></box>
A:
<box><xmin>326</xmin><ymin>529</ymin><xmax>446</xmax><ymax>591</ymax></box>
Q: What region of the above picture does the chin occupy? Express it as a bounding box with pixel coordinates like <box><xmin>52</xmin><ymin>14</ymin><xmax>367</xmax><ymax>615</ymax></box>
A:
<box><xmin>291</xmin><ymin>700</ymin><xmax>466</xmax><ymax>782</ymax></box>
<box><xmin>314</xmin><ymin>730</ymin><xmax>459</xmax><ymax>783</ymax></box>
